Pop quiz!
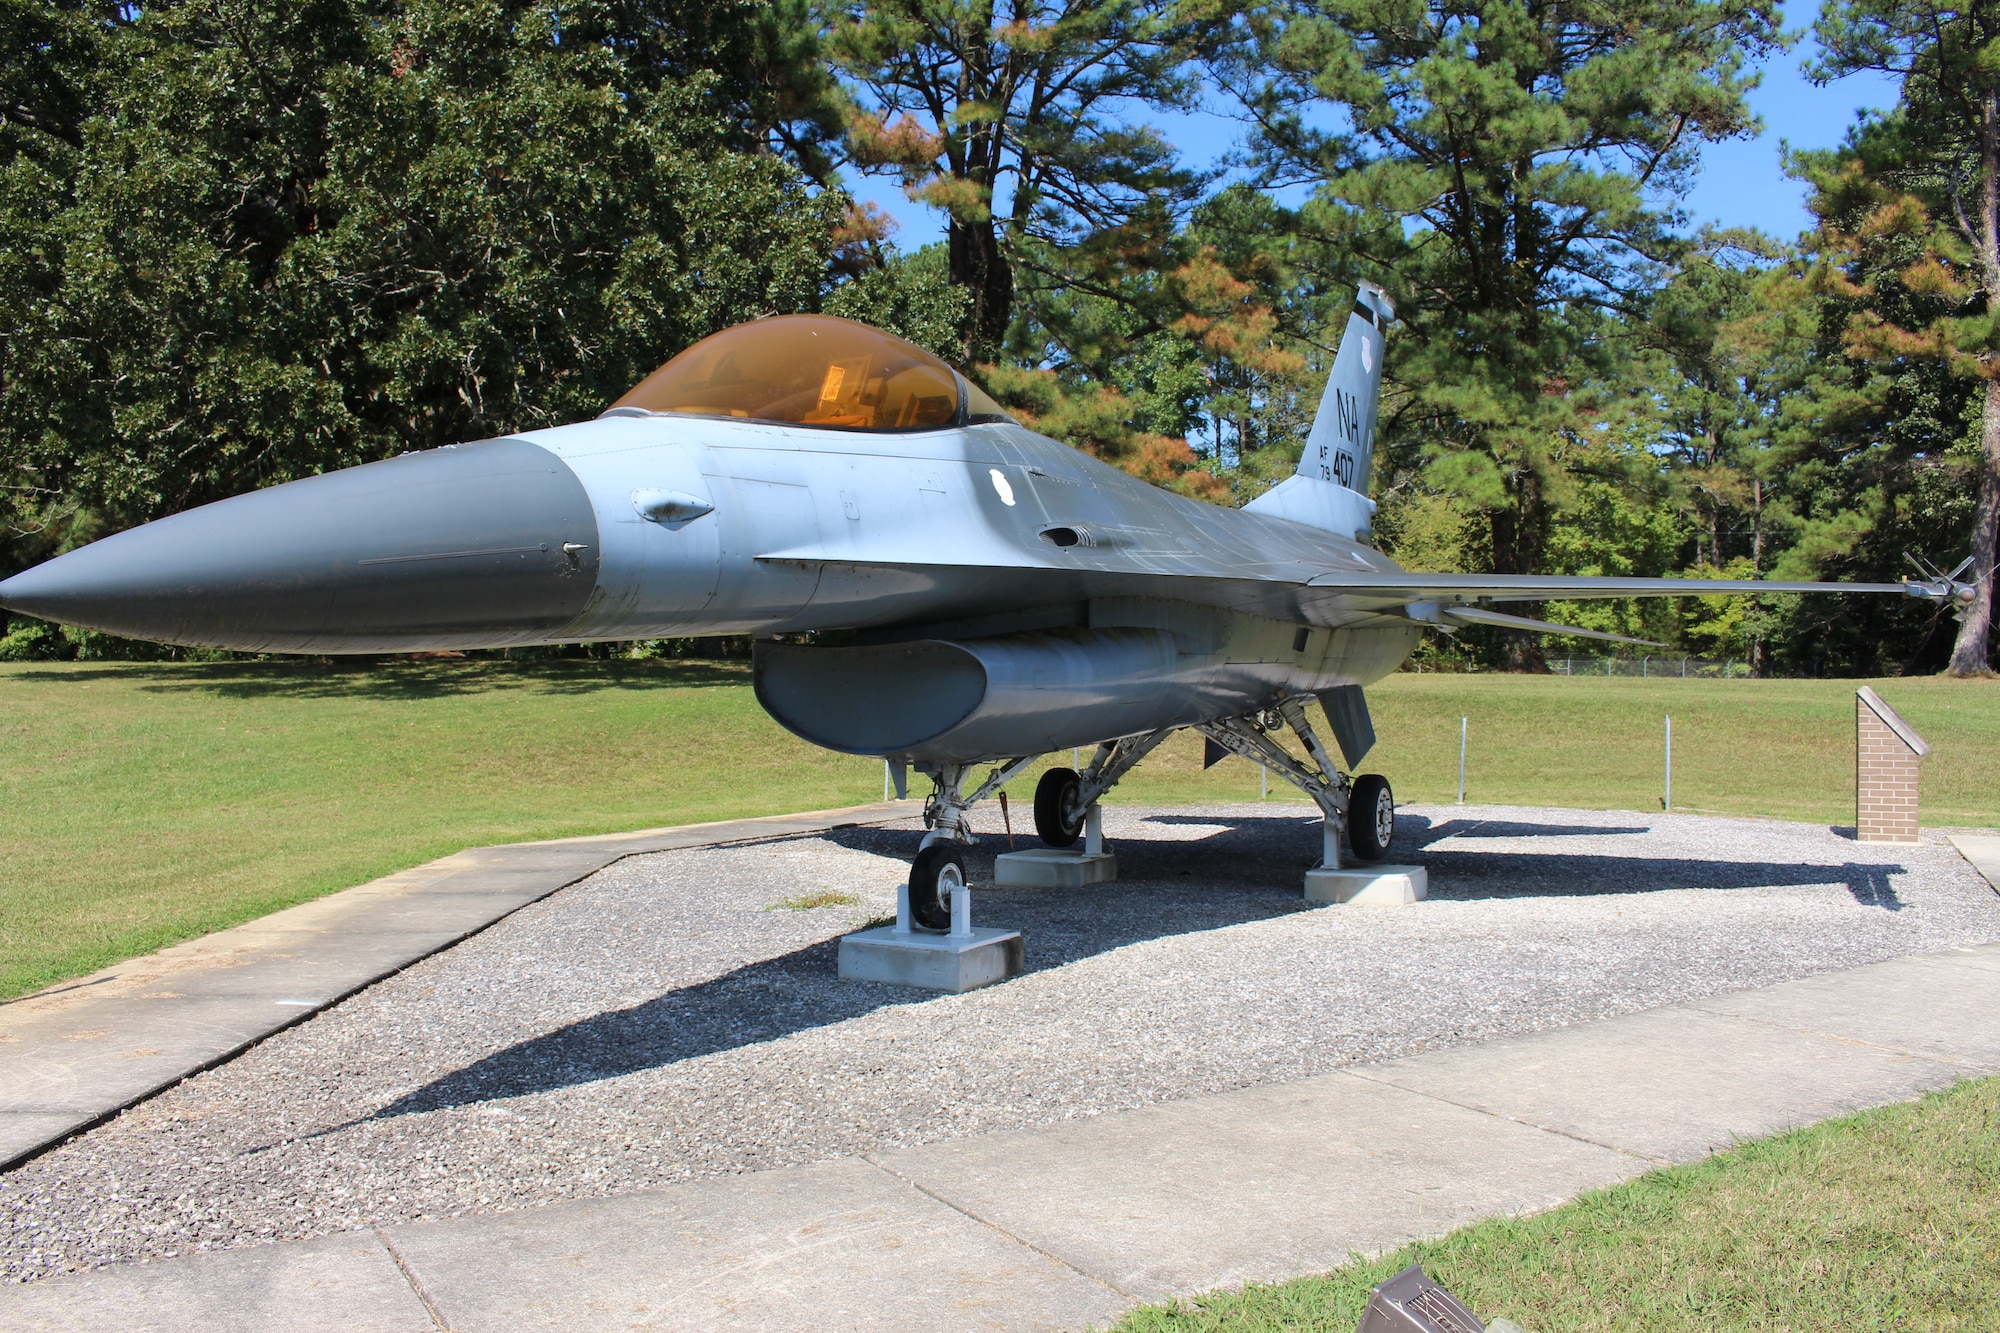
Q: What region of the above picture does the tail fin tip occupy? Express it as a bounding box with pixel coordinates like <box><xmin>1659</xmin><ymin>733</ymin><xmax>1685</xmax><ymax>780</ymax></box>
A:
<box><xmin>1296</xmin><ymin>283</ymin><xmax>1392</xmax><ymax>494</ymax></box>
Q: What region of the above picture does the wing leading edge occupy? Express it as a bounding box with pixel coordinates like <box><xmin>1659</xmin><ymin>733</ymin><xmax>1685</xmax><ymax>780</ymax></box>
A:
<box><xmin>1301</xmin><ymin>571</ymin><xmax>1916</xmax><ymax>601</ymax></box>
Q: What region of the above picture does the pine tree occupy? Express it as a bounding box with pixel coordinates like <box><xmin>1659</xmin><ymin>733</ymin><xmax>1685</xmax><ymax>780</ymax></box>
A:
<box><xmin>1813</xmin><ymin>0</ymin><xmax>2000</xmax><ymax>674</ymax></box>
<box><xmin>1215</xmin><ymin>0</ymin><xmax>1781</xmax><ymax>665</ymax></box>
<box><xmin>824</xmin><ymin>0</ymin><xmax>1204</xmax><ymax>361</ymax></box>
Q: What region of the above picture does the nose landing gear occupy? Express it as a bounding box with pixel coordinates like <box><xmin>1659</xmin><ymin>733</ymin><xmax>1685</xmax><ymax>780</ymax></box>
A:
<box><xmin>899</xmin><ymin>733</ymin><xmax>1172</xmax><ymax>931</ymax></box>
<box><xmin>908</xmin><ymin>842</ymin><xmax>967</xmax><ymax>931</ymax></box>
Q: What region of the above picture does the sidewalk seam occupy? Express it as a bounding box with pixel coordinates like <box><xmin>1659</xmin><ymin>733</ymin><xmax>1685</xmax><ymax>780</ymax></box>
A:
<box><xmin>376</xmin><ymin>1228</ymin><xmax>451</xmax><ymax>1332</ymax></box>
<box><xmin>859</xmin><ymin>1153</ymin><xmax>1138</xmax><ymax>1303</ymax></box>
<box><xmin>1338</xmin><ymin>1067</ymin><xmax>1669</xmax><ymax>1166</ymax></box>
<box><xmin>1680</xmin><ymin>1002</ymin><xmax>1984</xmax><ymax>1068</ymax></box>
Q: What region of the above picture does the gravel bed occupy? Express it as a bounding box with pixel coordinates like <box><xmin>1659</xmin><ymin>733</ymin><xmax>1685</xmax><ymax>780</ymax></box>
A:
<box><xmin>3</xmin><ymin>803</ymin><xmax>1996</xmax><ymax>1282</ymax></box>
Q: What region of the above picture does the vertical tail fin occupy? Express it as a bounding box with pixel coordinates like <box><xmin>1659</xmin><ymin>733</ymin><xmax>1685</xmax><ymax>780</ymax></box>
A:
<box><xmin>1298</xmin><ymin>281</ymin><xmax>1392</xmax><ymax>494</ymax></box>
<box><xmin>1243</xmin><ymin>283</ymin><xmax>1392</xmax><ymax>541</ymax></box>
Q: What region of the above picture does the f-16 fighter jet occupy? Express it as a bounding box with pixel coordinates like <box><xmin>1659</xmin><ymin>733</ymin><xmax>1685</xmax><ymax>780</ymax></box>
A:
<box><xmin>1</xmin><ymin>289</ymin><xmax>1975</xmax><ymax>927</ymax></box>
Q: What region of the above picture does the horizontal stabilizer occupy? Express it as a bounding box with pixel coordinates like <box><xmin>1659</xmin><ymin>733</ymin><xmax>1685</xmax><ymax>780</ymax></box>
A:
<box><xmin>1442</xmin><ymin>605</ymin><xmax>1664</xmax><ymax>646</ymax></box>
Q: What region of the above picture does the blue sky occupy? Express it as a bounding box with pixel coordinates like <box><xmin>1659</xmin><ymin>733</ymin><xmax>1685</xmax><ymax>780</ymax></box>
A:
<box><xmin>844</xmin><ymin>35</ymin><xmax>1905</xmax><ymax>252</ymax></box>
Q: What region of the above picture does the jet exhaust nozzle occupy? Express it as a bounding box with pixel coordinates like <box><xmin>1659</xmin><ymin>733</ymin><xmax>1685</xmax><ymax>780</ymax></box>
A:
<box><xmin>0</xmin><ymin>437</ymin><xmax>602</xmax><ymax>653</ymax></box>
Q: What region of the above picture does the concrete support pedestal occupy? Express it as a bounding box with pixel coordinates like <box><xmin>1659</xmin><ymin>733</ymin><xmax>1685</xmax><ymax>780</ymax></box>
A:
<box><xmin>994</xmin><ymin>802</ymin><xmax>1115</xmax><ymax>888</ymax></box>
<box><xmin>838</xmin><ymin>883</ymin><xmax>1023</xmax><ymax>993</ymax></box>
<box><xmin>993</xmin><ymin>848</ymin><xmax>1117</xmax><ymax>888</ymax></box>
<box><xmin>1304</xmin><ymin>864</ymin><xmax>1427</xmax><ymax>906</ymax></box>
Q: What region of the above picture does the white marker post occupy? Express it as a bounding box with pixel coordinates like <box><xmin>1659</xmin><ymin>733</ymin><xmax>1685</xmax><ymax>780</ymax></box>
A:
<box><xmin>1457</xmin><ymin>716</ymin><xmax>1467</xmax><ymax>805</ymax></box>
<box><xmin>1664</xmin><ymin>715</ymin><xmax>1673</xmax><ymax>812</ymax></box>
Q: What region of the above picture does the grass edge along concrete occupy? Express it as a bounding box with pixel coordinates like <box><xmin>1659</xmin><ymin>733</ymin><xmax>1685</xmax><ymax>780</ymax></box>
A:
<box><xmin>1112</xmin><ymin>1073</ymin><xmax>2000</xmax><ymax>1333</ymax></box>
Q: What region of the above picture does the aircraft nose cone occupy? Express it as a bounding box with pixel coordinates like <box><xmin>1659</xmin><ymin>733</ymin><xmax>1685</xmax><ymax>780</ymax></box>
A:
<box><xmin>0</xmin><ymin>437</ymin><xmax>602</xmax><ymax>652</ymax></box>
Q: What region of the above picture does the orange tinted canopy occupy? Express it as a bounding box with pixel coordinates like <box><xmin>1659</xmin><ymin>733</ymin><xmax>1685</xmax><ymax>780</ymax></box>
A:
<box><xmin>611</xmin><ymin>315</ymin><xmax>966</xmax><ymax>430</ymax></box>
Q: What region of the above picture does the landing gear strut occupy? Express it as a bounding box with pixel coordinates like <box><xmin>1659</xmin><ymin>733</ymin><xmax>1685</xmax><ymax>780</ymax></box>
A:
<box><xmin>903</xmin><ymin>729</ymin><xmax>1174</xmax><ymax>930</ymax></box>
<box><xmin>1195</xmin><ymin>696</ymin><xmax>1385</xmax><ymax>869</ymax></box>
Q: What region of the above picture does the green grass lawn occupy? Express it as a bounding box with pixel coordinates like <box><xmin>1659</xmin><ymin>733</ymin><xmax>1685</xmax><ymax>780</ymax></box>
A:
<box><xmin>0</xmin><ymin>658</ymin><xmax>880</xmax><ymax>1000</ymax></box>
<box><xmin>1113</xmin><ymin>1074</ymin><xmax>2000</xmax><ymax>1332</ymax></box>
<box><xmin>1337</xmin><ymin>673</ymin><xmax>2000</xmax><ymax>826</ymax></box>
<box><xmin>3</xmin><ymin>660</ymin><xmax>1996</xmax><ymax>999</ymax></box>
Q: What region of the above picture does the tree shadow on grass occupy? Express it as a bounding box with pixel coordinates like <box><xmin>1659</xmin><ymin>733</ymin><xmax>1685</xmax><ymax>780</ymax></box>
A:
<box><xmin>361</xmin><ymin>813</ymin><xmax>1913</xmax><ymax>1120</ymax></box>
<box><xmin>9</xmin><ymin>658</ymin><xmax>749</xmax><ymax>701</ymax></box>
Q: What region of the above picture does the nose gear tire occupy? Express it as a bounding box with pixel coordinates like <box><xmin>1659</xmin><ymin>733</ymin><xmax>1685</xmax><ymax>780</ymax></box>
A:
<box><xmin>1033</xmin><ymin>767</ymin><xmax>1085</xmax><ymax>847</ymax></box>
<box><xmin>909</xmin><ymin>843</ymin><xmax>966</xmax><ymax>931</ymax></box>
<box><xmin>1349</xmin><ymin>774</ymin><xmax>1395</xmax><ymax>862</ymax></box>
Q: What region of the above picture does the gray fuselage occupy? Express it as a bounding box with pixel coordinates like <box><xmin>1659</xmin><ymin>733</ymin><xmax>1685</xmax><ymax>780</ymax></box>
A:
<box><xmin>0</xmin><ymin>409</ymin><xmax>1423</xmax><ymax>764</ymax></box>
<box><xmin>540</xmin><ymin>412</ymin><xmax>1421</xmax><ymax>761</ymax></box>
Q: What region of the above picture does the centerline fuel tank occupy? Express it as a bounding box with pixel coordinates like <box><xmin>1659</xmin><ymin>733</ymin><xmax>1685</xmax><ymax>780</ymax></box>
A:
<box><xmin>753</xmin><ymin>628</ymin><xmax>1186</xmax><ymax>763</ymax></box>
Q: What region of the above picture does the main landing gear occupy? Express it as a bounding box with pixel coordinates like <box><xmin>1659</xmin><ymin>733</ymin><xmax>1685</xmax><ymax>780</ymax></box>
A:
<box><xmin>1348</xmin><ymin>773</ymin><xmax>1396</xmax><ymax>862</ymax></box>
<box><xmin>1194</xmin><ymin>697</ymin><xmax>1395</xmax><ymax>870</ymax></box>
<box><xmin>894</xmin><ymin>704</ymin><xmax>1392</xmax><ymax>931</ymax></box>
<box><xmin>1033</xmin><ymin>767</ymin><xmax>1084</xmax><ymax>847</ymax></box>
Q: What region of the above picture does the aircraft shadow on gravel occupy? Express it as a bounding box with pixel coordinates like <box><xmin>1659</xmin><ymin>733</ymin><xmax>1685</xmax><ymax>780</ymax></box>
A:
<box><xmin>368</xmin><ymin>827</ymin><xmax>1315</xmax><ymax>1119</ymax></box>
<box><xmin>1409</xmin><ymin>818</ymin><xmax>1655</xmax><ymax>840</ymax></box>
<box><xmin>1139</xmin><ymin>811</ymin><xmax>1906</xmax><ymax>908</ymax></box>
<box><xmin>366</xmin><ymin>816</ymin><xmax>1909</xmax><ymax>1120</ymax></box>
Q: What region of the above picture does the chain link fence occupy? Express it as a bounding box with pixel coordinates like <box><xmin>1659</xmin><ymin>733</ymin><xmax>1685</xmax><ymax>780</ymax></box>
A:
<box><xmin>1551</xmin><ymin>656</ymin><xmax>1747</xmax><ymax>678</ymax></box>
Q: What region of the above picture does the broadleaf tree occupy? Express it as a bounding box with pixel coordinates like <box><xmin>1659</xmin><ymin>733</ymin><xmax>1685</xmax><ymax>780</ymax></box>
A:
<box><xmin>0</xmin><ymin>0</ymin><xmax>850</xmax><ymax>577</ymax></box>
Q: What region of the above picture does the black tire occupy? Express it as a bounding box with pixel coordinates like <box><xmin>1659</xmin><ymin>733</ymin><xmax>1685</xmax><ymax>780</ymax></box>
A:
<box><xmin>1034</xmin><ymin>767</ymin><xmax>1085</xmax><ymax>847</ymax></box>
<box><xmin>1349</xmin><ymin>774</ymin><xmax>1395</xmax><ymax>862</ymax></box>
<box><xmin>909</xmin><ymin>842</ymin><xmax>966</xmax><ymax>932</ymax></box>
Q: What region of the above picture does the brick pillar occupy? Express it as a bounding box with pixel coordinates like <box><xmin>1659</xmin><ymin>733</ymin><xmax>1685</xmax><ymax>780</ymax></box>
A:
<box><xmin>1856</xmin><ymin>687</ymin><xmax>1929</xmax><ymax>844</ymax></box>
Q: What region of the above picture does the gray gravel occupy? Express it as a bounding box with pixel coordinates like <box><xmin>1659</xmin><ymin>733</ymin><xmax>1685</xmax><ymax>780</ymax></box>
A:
<box><xmin>4</xmin><ymin>803</ymin><xmax>1997</xmax><ymax>1283</ymax></box>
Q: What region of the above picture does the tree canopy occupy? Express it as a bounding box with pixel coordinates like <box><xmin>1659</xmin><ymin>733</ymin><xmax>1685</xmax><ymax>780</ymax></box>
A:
<box><xmin>1</xmin><ymin>0</ymin><xmax>846</xmax><ymax>562</ymax></box>
<box><xmin>1207</xmin><ymin>0</ymin><xmax>1783</xmax><ymax>665</ymax></box>
<box><xmin>0</xmin><ymin>0</ymin><xmax>1994</xmax><ymax>673</ymax></box>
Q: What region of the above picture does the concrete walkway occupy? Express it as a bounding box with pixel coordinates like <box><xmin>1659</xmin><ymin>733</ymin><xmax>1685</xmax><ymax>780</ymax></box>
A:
<box><xmin>5</xmin><ymin>941</ymin><xmax>1998</xmax><ymax>1333</ymax></box>
<box><xmin>1949</xmin><ymin>831</ymin><xmax>2000</xmax><ymax>893</ymax></box>
<box><xmin>0</xmin><ymin>803</ymin><xmax>912</xmax><ymax>1170</ymax></box>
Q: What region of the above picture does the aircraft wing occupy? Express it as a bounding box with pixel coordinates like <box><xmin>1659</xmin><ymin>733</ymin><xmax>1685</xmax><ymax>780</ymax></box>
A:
<box><xmin>769</xmin><ymin>544</ymin><xmax>1958</xmax><ymax>642</ymax></box>
<box><xmin>1300</xmin><ymin>572</ymin><xmax>1912</xmax><ymax>601</ymax></box>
